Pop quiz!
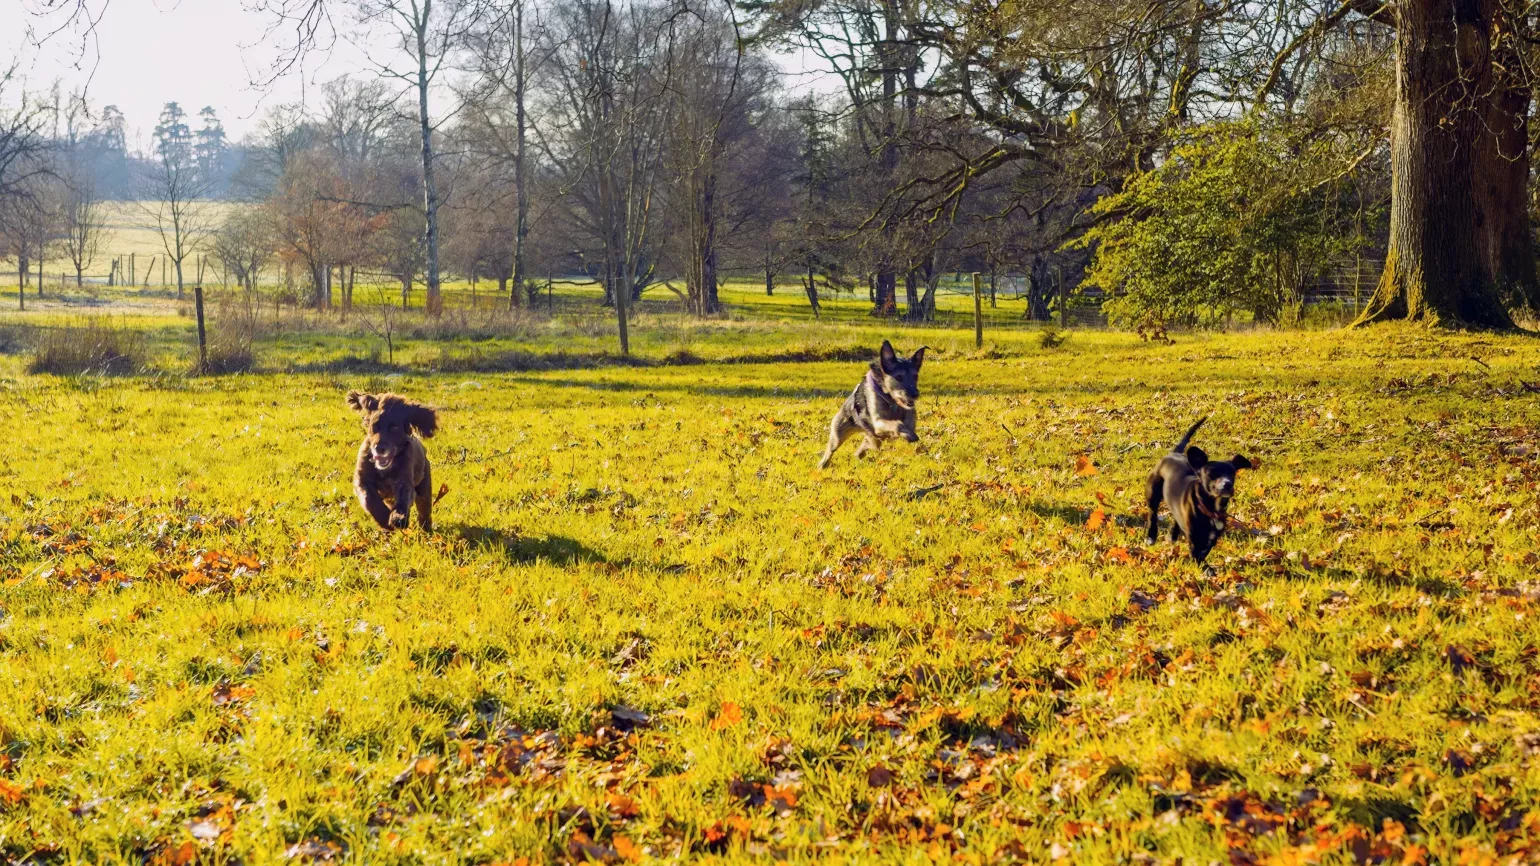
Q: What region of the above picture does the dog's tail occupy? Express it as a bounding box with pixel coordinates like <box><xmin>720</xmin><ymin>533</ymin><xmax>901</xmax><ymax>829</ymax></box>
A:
<box><xmin>1172</xmin><ymin>416</ymin><xmax>1207</xmax><ymax>453</ymax></box>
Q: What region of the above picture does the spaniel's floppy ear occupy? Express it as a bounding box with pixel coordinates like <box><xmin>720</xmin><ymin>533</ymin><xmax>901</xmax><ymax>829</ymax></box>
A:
<box><xmin>911</xmin><ymin>345</ymin><xmax>928</xmax><ymax>371</ymax></box>
<box><xmin>346</xmin><ymin>391</ymin><xmax>378</xmax><ymax>413</ymax></box>
<box><xmin>405</xmin><ymin>403</ymin><xmax>438</xmax><ymax>438</ymax></box>
<box><xmin>878</xmin><ymin>340</ymin><xmax>898</xmax><ymax>373</ymax></box>
<box><xmin>1185</xmin><ymin>445</ymin><xmax>1209</xmax><ymax>468</ymax></box>
<box><xmin>1231</xmin><ymin>455</ymin><xmax>1253</xmax><ymax>471</ymax></box>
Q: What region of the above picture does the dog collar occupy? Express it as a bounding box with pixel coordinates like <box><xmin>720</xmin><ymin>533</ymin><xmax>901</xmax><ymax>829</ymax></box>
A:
<box><xmin>865</xmin><ymin>369</ymin><xmax>900</xmax><ymax>410</ymax></box>
<box><xmin>1194</xmin><ymin>492</ymin><xmax>1227</xmax><ymax>526</ymax></box>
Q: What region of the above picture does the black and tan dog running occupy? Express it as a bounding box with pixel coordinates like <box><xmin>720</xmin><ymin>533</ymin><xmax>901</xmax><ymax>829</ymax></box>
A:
<box><xmin>1145</xmin><ymin>417</ymin><xmax>1253</xmax><ymax>563</ymax></box>
<box><xmin>818</xmin><ymin>340</ymin><xmax>927</xmax><ymax>468</ymax></box>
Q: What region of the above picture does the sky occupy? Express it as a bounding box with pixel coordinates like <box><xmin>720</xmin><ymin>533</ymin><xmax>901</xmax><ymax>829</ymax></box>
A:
<box><xmin>1</xmin><ymin>0</ymin><xmax>387</xmax><ymax>148</ymax></box>
<box><xmin>1</xmin><ymin>0</ymin><xmax>830</xmax><ymax>152</ymax></box>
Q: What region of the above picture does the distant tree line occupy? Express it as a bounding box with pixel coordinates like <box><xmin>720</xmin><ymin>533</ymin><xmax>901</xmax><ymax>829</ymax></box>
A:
<box><xmin>15</xmin><ymin>0</ymin><xmax>1540</xmax><ymax>340</ymax></box>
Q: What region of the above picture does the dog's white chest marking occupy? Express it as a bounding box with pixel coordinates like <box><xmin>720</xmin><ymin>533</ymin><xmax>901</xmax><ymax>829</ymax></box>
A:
<box><xmin>872</xmin><ymin>417</ymin><xmax>906</xmax><ymax>437</ymax></box>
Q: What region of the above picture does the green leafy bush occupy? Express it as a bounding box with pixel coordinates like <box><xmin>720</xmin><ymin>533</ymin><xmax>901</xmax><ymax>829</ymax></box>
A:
<box><xmin>1073</xmin><ymin>119</ymin><xmax>1373</xmax><ymax>329</ymax></box>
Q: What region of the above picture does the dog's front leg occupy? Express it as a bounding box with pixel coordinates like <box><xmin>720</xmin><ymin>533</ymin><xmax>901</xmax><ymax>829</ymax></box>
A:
<box><xmin>388</xmin><ymin>480</ymin><xmax>414</xmax><ymax>529</ymax></box>
<box><xmin>1191</xmin><ymin>539</ymin><xmax>1213</xmax><ymax>564</ymax></box>
<box><xmin>900</xmin><ymin>408</ymin><xmax>919</xmax><ymax>443</ymax></box>
<box><xmin>357</xmin><ymin>486</ymin><xmax>393</xmax><ymax>530</ymax></box>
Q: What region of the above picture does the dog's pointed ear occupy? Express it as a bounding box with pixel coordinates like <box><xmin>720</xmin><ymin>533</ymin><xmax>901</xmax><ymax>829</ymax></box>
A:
<box><xmin>910</xmin><ymin>345</ymin><xmax>927</xmax><ymax>371</ymax></box>
<box><xmin>405</xmin><ymin>403</ymin><xmax>438</xmax><ymax>438</ymax></box>
<box><xmin>346</xmin><ymin>391</ymin><xmax>378</xmax><ymax>413</ymax></box>
<box><xmin>1232</xmin><ymin>455</ymin><xmax>1253</xmax><ymax>470</ymax></box>
<box><xmin>1185</xmin><ymin>445</ymin><xmax>1209</xmax><ymax>468</ymax></box>
<box><xmin>878</xmin><ymin>340</ymin><xmax>898</xmax><ymax>373</ymax></box>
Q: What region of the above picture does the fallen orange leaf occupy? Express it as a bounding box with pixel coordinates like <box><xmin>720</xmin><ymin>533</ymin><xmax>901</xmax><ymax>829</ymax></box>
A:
<box><xmin>614</xmin><ymin>835</ymin><xmax>642</xmax><ymax>863</ymax></box>
<box><xmin>1086</xmin><ymin>508</ymin><xmax>1107</xmax><ymax>531</ymax></box>
<box><xmin>0</xmin><ymin>778</ymin><xmax>25</xmax><ymax>806</ymax></box>
<box><xmin>711</xmin><ymin>701</ymin><xmax>743</xmax><ymax>731</ymax></box>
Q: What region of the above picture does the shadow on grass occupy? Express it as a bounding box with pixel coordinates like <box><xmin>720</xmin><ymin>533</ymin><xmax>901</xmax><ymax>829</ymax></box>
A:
<box><xmin>451</xmin><ymin>523</ymin><xmax>608</xmax><ymax>566</ymax></box>
<box><xmin>1021</xmin><ymin>500</ymin><xmax>1100</xmax><ymax>525</ymax></box>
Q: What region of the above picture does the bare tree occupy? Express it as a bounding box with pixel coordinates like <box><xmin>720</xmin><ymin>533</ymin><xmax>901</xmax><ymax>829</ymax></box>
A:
<box><xmin>252</xmin><ymin>0</ymin><xmax>499</xmax><ymax>315</ymax></box>
<box><xmin>58</xmin><ymin>103</ymin><xmax>104</xmax><ymax>288</ymax></box>
<box><xmin>461</xmin><ymin>0</ymin><xmax>545</xmax><ymax>308</ymax></box>
<box><xmin>539</xmin><ymin>0</ymin><xmax>680</xmax><ymax>354</ymax></box>
<box><xmin>139</xmin><ymin>102</ymin><xmax>216</xmax><ymax>299</ymax></box>
<box><xmin>59</xmin><ymin>174</ymin><xmax>101</xmax><ymax>287</ymax></box>
<box><xmin>212</xmin><ymin>207</ymin><xmax>277</xmax><ymax>295</ymax></box>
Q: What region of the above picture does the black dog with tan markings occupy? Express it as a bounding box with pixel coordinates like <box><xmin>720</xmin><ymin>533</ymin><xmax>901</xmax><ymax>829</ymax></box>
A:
<box><xmin>1145</xmin><ymin>417</ymin><xmax>1253</xmax><ymax>563</ymax></box>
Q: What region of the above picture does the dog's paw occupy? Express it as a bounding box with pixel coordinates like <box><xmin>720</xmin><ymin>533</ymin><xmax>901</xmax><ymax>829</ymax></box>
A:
<box><xmin>388</xmin><ymin>511</ymin><xmax>410</xmax><ymax>529</ymax></box>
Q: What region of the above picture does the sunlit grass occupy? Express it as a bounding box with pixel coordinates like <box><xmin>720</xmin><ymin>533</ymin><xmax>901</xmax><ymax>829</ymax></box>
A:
<box><xmin>0</xmin><ymin>317</ymin><xmax>1537</xmax><ymax>862</ymax></box>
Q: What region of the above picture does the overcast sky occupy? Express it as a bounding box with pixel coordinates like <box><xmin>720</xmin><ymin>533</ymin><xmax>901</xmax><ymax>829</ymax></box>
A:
<box><xmin>2</xmin><ymin>0</ymin><xmax>828</xmax><ymax>151</ymax></box>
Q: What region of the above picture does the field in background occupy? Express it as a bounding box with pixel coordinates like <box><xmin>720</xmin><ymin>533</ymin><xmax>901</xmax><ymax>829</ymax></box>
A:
<box><xmin>11</xmin><ymin>201</ymin><xmax>1076</xmax><ymax>326</ymax></box>
<box><xmin>0</xmin><ymin>276</ymin><xmax>1069</xmax><ymax>376</ymax></box>
<box><xmin>13</xmin><ymin>201</ymin><xmax>247</xmax><ymax>287</ymax></box>
<box><xmin>0</xmin><ymin>298</ymin><xmax>1538</xmax><ymax>861</ymax></box>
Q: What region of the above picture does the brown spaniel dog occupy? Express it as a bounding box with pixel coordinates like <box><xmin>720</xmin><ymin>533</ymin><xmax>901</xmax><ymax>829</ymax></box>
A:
<box><xmin>346</xmin><ymin>391</ymin><xmax>438</xmax><ymax>531</ymax></box>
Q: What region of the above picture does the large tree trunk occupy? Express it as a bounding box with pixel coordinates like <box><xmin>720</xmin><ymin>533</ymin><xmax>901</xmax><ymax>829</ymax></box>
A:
<box><xmin>1356</xmin><ymin>0</ymin><xmax>1532</xmax><ymax>327</ymax></box>
<box><xmin>1478</xmin><ymin>22</ymin><xmax>1537</xmax><ymax>314</ymax></box>
<box><xmin>904</xmin><ymin>270</ymin><xmax>921</xmax><ymax>319</ymax></box>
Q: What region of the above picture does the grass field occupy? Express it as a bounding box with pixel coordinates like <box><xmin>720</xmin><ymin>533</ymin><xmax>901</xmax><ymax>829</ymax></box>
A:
<box><xmin>0</xmin><ymin>294</ymin><xmax>1537</xmax><ymax>863</ymax></box>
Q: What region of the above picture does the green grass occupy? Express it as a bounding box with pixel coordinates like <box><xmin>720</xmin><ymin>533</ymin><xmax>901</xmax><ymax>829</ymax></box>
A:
<box><xmin>0</xmin><ymin>301</ymin><xmax>1537</xmax><ymax>863</ymax></box>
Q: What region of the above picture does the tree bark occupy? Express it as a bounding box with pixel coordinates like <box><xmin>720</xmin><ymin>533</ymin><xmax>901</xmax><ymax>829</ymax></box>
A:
<box><xmin>904</xmin><ymin>270</ymin><xmax>921</xmax><ymax>319</ymax></box>
<box><xmin>687</xmin><ymin>167</ymin><xmax>720</xmax><ymax>316</ymax></box>
<box><xmin>1356</xmin><ymin>0</ymin><xmax>1532</xmax><ymax>327</ymax></box>
<box><xmin>804</xmin><ymin>261</ymin><xmax>821</xmax><ymax>318</ymax></box>
<box><xmin>416</xmin><ymin>6</ymin><xmax>444</xmax><ymax>316</ymax></box>
<box><xmin>511</xmin><ymin>0</ymin><xmax>528</xmax><ymax>310</ymax></box>
<box><xmin>871</xmin><ymin>0</ymin><xmax>900</xmax><ymax>318</ymax></box>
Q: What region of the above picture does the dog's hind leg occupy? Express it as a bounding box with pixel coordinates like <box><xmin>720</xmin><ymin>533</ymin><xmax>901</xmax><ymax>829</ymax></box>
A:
<box><xmin>854</xmin><ymin>434</ymin><xmax>879</xmax><ymax>460</ymax></box>
<box><xmin>415</xmin><ymin>466</ymin><xmax>433</xmax><ymax>533</ymax></box>
<box><xmin>818</xmin><ymin>417</ymin><xmax>858</xmax><ymax>469</ymax></box>
<box><xmin>1145</xmin><ymin>474</ymin><xmax>1163</xmax><ymax>545</ymax></box>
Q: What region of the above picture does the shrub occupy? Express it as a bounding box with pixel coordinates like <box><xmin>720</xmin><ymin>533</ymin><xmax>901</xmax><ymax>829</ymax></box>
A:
<box><xmin>1038</xmin><ymin>326</ymin><xmax>1070</xmax><ymax>349</ymax></box>
<box><xmin>29</xmin><ymin>319</ymin><xmax>146</xmax><ymax>375</ymax></box>
<box><xmin>201</xmin><ymin>292</ymin><xmax>260</xmax><ymax>374</ymax></box>
<box><xmin>1072</xmin><ymin>119</ymin><xmax>1381</xmax><ymax>329</ymax></box>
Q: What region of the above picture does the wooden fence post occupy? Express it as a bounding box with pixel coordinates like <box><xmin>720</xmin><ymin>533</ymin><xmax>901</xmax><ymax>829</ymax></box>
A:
<box><xmin>1057</xmin><ymin>266</ymin><xmax>1067</xmax><ymax>328</ymax></box>
<box><xmin>194</xmin><ymin>285</ymin><xmax>208</xmax><ymax>374</ymax></box>
<box><xmin>972</xmin><ymin>272</ymin><xmax>984</xmax><ymax>348</ymax></box>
